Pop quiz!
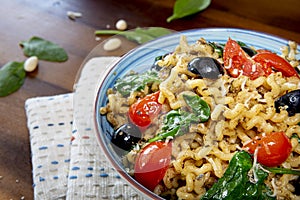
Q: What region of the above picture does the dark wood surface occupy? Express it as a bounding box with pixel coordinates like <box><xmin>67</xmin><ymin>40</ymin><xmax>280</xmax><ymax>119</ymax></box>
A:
<box><xmin>1</xmin><ymin>0</ymin><xmax>299</xmax><ymax>199</ymax></box>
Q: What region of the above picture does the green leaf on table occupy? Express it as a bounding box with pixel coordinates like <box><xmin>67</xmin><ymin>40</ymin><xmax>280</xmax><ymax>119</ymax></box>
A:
<box><xmin>0</xmin><ymin>61</ymin><xmax>25</xmax><ymax>97</ymax></box>
<box><xmin>167</xmin><ymin>0</ymin><xmax>211</xmax><ymax>22</ymax></box>
<box><xmin>95</xmin><ymin>27</ymin><xmax>173</xmax><ymax>44</ymax></box>
<box><xmin>133</xmin><ymin>27</ymin><xmax>173</xmax><ymax>38</ymax></box>
<box><xmin>20</xmin><ymin>36</ymin><xmax>68</xmax><ymax>62</ymax></box>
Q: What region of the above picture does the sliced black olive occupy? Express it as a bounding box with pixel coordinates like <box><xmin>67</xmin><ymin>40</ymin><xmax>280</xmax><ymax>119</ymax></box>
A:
<box><xmin>187</xmin><ymin>57</ymin><xmax>224</xmax><ymax>79</ymax></box>
<box><xmin>111</xmin><ymin>123</ymin><xmax>141</xmax><ymax>155</ymax></box>
<box><xmin>275</xmin><ymin>89</ymin><xmax>300</xmax><ymax>116</ymax></box>
<box><xmin>241</xmin><ymin>46</ymin><xmax>257</xmax><ymax>57</ymax></box>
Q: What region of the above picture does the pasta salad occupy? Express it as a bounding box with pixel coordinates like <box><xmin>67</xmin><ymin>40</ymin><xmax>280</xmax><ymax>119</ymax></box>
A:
<box><xmin>100</xmin><ymin>35</ymin><xmax>300</xmax><ymax>200</ymax></box>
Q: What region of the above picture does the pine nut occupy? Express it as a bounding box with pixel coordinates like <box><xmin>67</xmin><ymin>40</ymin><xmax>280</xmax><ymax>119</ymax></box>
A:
<box><xmin>115</xmin><ymin>19</ymin><xmax>127</xmax><ymax>31</ymax></box>
<box><xmin>24</xmin><ymin>56</ymin><xmax>38</xmax><ymax>72</ymax></box>
<box><xmin>103</xmin><ymin>38</ymin><xmax>122</xmax><ymax>51</ymax></box>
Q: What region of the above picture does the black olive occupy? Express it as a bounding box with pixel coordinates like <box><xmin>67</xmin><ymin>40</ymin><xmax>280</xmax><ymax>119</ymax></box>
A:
<box><xmin>111</xmin><ymin>123</ymin><xmax>141</xmax><ymax>155</ymax></box>
<box><xmin>187</xmin><ymin>57</ymin><xmax>224</xmax><ymax>79</ymax></box>
<box><xmin>241</xmin><ymin>46</ymin><xmax>257</xmax><ymax>57</ymax></box>
<box><xmin>275</xmin><ymin>89</ymin><xmax>300</xmax><ymax>116</ymax></box>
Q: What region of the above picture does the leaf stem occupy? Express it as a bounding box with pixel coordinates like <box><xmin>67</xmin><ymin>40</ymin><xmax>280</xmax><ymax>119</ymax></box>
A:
<box><xmin>94</xmin><ymin>30</ymin><xmax>123</xmax><ymax>35</ymax></box>
<box><xmin>264</xmin><ymin>166</ymin><xmax>300</xmax><ymax>175</ymax></box>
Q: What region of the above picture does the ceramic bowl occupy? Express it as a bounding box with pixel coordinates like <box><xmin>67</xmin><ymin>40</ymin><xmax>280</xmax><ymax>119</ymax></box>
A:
<box><xmin>93</xmin><ymin>28</ymin><xmax>299</xmax><ymax>199</ymax></box>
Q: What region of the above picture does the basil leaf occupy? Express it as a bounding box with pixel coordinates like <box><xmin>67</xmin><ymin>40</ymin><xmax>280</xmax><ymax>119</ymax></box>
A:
<box><xmin>114</xmin><ymin>70</ymin><xmax>160</xmax><ymax>96</ymax></box>
<box><xmin>95</xmin><ymin>27</ymin><xmax>172</xmax><ymax>44</ymax></box>
<box><xmin>0</xmin><ymin>61</ymin><xmax>25</xmax><ymax>97</ymax></box>
<box><xmin>167</xmin><ymin>0</ymin><xmax>211</xmax><ymax>22</ymax></box>
<box><xmin>20</xmin><ymin>36</ymin><xmax>68</xmax><ymax>62</ymax></box>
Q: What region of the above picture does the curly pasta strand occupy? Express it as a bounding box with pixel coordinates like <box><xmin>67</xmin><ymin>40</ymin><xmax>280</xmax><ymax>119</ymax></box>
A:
<box><xmin>243</xmin><ymin>115</ymin><xmax>274</xmax><ymax>133</ymax></box>
<box><xmin>286</xmin><ymin>125</ymin><xmax>300</xmax><ymax>137</ymax></box>
<box><xmin>223</xmin><ymin>103</ymin><xmax>245</xmax><ymax>119</ymax></box>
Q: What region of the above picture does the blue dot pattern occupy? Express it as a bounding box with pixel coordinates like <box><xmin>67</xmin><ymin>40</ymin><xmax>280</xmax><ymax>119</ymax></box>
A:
<box><xmin>25</xmin><ymin>93</ymin><xmax>74</xmax><ymax>199</ymax></box>
<box><xmin>71</xmin><ymin>166</ymin><xmax>80</xmax><ymax>170</ymax></box>
<box><xmin>99</xmin><ymin>173</ymin><xmax>109</xmax><ymax>178</ymax></box>
<box><xmin>51</xmin><ymin>161</ymin><xmax>59</xmax><ymax>165</ymax></box>
<box><xmin>25</xmin><ymin>57</ymin><xmax>143</xmax><ymax>200</ymax></box>
<box><xmin>38</xmin><ymin>146</ymin><xmax>48</xmax><ymax>150</ymax></box>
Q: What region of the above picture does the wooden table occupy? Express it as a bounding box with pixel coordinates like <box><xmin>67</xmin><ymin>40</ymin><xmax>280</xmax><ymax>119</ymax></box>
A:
<box><xmin>0</xmin><ymin>0</ymin><xmax>299</xmax><ymax>199</ymax></box>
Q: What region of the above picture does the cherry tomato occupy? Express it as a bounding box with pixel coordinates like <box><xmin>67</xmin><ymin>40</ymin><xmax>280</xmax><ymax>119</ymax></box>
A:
<box><xmin>223</xmin><ymin>38</ymin><xmax>268</xmax><ymax>80</ymax></box>
<box><xmin>134</xmin><ymin>141</ymin><xmax>172</xmax><ymax>191</ymax></box>
<box><xmin>252</xmin><ymin>52</ymin><xmax>300</xmax><ymax>78</ymax></box>
<box><xmin>243</xmin><ymin>132</ymin><xmax>292</xmax><ymax>167</ymax></box>
<box><xmin>129</xmin><ymin>91</ymin><xmax>162</xmax><ymax>128</ymax></box>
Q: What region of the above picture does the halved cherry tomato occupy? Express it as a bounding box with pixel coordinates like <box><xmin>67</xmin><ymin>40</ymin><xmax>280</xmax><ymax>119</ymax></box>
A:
<box><xmin>243</xmin><ymin>132</ymin><xmax>292</xmax><ymax>167</ymax></box>
<box><xmin>223</xmin><ymin>38</ymin><xmax>268</xmax><ymax>80</ymax></box>
<box><xmin>253</xmin><ymin>52</ymin><xmax>300</xmax><ymax>78</ymax></box>
<box><xmin>134</xmin><ymin>141</ymin><xmax>172</xmax><ymax>191</ymax></box>
<box><xmin>129</xmin><ymin>91</ymin><xmax>162</xmax><ymax>128</ymax></box>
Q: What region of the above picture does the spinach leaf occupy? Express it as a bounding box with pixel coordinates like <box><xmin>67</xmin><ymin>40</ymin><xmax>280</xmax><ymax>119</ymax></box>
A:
<box><xmin>95</xmin><ymin>27</ymin><xmax>172</xmax><ymax>44</ymax></box>
<box><xmin>148</xmin><ymin>109</ymin><xmax>199</xmax><ymax>142</ymax></box>
<box><xmin>0</xmin><ymin>61</ymin><xmax>25</xmax><ymax>97</ymax></box>
<box><xmin>148</xmin><ymin>94</ymin><xmax>210</xmax><ymax>142</ymax></box>
<box><xmin>114</xmin><ymin>70</ymin><xmax>160</xmax><ymax>96</ymax></box>
<box><xmin>167</xmin><ymin>0</ymin><xmax>211</xmax><ymax>22</ymax></box>
<box><xmin>20</xmin><ymin>36</ymin><xmax>68</xmax><ymax>62</ymax></box>
<box><xmin>183</xmin><ymin>94</ymin><xmax>210</xmax><ymax>122</ymax></box>
<box><xmin>208</xmin><ymin>42</ymin><xmax>225</xmax><ymax>57</ymax></box>
<box><xmin>201</xmin><ymin>151</ymin><xmax>275</xmax><ymax>200</ymax></box>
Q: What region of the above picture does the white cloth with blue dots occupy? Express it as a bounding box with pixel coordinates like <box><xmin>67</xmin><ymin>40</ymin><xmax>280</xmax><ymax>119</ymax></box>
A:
<box><xmin>25</xmin><ymin>57</ymin><xmax>145</xmax><ymax>200</ymax></box>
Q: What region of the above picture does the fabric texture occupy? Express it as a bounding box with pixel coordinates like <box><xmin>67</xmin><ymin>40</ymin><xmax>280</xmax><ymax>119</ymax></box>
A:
<box><xmin>25</xmin><ymin>57</ymin><xmax>145</xmax><ymax>200</ymax></box>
